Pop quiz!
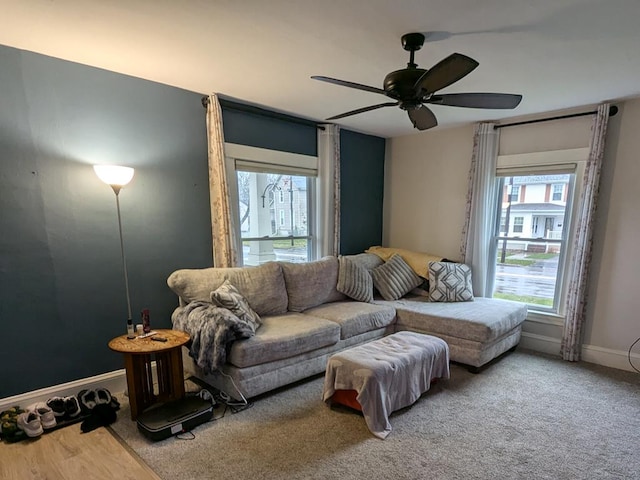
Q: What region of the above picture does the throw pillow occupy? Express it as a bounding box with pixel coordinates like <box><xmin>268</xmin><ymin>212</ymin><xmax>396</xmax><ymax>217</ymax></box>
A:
<box><xmin>210</xmin><ymin>280</ymin><xmax>262</xmax><ymax>328</ymax></box>
<box><xmin>336</xmin><ymin>256</ymin><xmax>374</xmax><ymax>303</ymax></box>
<box><xmin>428</xmin><ymin>261</ymin><xmax>474</xmax><ymax>302</ymax></box>
<box><xmin>370</xmin><ymin>254</ymin><xmax>422</xmax><ymax>301</ymax></box>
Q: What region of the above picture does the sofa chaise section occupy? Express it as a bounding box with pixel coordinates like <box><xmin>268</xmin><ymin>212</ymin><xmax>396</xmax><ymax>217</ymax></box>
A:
<box><xmin>382</xmin><ymin>295</ymin><xmax>527</xmax><ymax>371</ymax></box>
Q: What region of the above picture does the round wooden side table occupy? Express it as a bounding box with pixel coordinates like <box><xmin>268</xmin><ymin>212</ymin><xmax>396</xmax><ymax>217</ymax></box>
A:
<box><xmin>108</xmin><ymin>329</ymin><xmax>190</xmax><ymax>420</ymax></box>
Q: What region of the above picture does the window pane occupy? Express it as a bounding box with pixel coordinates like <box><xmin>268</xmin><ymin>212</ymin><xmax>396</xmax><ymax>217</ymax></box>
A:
<box><xmin>242</xmin><ymin>238</ymin><xmax>309</xmax><ymax>264</ymax></box>
<box><xmin>236</xmin><ymin>170</ymin><xmax>311</xmax><ymax>265</ymax></box>
<box><xmin>494</xmin><ymin>174</ymin><xmax>571</xmax><ymax>310</ymax></box>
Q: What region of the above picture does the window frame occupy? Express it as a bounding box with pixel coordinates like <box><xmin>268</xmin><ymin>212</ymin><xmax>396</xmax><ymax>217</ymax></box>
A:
<box><xmin>493</xmin><ymin>148</ymin><xmax>588</xmax><ymax>317</ymax></box>
<box><xmin>224</xmin><ymin>143</ymin><xmax>318</xmax><ymax>266</ymax></box>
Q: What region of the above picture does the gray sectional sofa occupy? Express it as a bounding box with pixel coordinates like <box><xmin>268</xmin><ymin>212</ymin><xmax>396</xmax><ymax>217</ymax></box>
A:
<box><xmin>167</xmin><ymin>254</ymin><xmax>527</xmax><ymax>400</ymax></box>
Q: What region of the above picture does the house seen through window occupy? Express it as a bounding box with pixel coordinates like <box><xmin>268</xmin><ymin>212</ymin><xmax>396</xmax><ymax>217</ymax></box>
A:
<box><xmin>236</xmin><ymin>170</ymin><xmax>312</xmax><ymax>265</ymax></box>
<box><xmin>493</xmin><ymin>172</ymin><xmax>575</xmax><ymax>312</ymax></box>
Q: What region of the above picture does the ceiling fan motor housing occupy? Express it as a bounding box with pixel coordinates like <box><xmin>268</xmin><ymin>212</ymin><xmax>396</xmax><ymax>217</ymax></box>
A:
<box><xmin>383</xmin><ymin>69</ymin><xmax>427</xmax><ymax>108</ymax></box>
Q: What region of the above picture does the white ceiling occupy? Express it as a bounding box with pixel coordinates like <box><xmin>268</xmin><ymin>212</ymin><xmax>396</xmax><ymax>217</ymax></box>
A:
<box><xmin>2</xmin><ymin>0</ymin><xmax>640</xmax><ymax>138</ymax></box>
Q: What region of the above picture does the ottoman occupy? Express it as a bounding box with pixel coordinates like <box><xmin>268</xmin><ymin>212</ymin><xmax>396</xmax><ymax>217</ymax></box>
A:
<box><xmin>323</xmin><ymin>331</ymin><xmax>450</xmax><ymax>439</ymax></box>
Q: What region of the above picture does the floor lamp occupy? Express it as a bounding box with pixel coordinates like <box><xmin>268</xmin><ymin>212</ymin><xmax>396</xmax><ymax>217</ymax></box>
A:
<box><xmin>94</xmin><ymin>165</ymin><xmax>135</xmax><ymax>338</ymax></box>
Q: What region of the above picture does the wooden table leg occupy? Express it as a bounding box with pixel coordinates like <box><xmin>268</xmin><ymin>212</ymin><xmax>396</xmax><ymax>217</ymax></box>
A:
<box><xmin>123</xmin><ymin>353</ymin><xmax>139</xmax><ymax>420</ymax></box>
<box><xmin>124</xmin><ymin>353</ymin><xmax>155</xmax><ymax>421</ymax></box>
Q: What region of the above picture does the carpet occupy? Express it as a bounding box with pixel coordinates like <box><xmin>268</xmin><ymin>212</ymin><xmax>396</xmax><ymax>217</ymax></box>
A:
<box><xmin>109</xmin><ymin>349</ymin><xmax>640</xmax><ymax>480</ymax></box>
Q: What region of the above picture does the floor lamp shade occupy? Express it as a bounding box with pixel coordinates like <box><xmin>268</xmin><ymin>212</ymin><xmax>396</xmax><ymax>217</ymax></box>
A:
<box><xmin>94</xmin><ymin>165</ymin><xmax>134</xmax><ymax>192</ymax></box>
<box><xmin>94</xmin><ymin>164</ymin><xmax>135</xmax><ymax>334</ymax></box>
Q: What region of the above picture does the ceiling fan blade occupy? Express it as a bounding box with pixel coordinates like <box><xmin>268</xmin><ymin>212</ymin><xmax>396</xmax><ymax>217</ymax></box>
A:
<box><xmin>407</xmin><ymin>105</ymin><xmax>438</xmax><ymax>130</ymax></box>
<box><xmin>426</xmin><ymin>93</ymin><xmax>523</xmax><ymax>109</ymax></box>
<box><xmin>311</xmin><ymin>76</ymin><xmax>386</xmax><ymax>96</ymax></box>
<box><xmin>415</xmin><ymin>53</ymin><xmax>479</xmax><ymax>94</ymax></box>
<box><xmin>325</xmin><ymin>102</ymin><xmax>398</xmax><ymax>121</ymax></box>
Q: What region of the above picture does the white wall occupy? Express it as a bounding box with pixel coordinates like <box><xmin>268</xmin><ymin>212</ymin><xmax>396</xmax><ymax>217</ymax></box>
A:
<box><xmin>384</xmin><ymin>98</ymin><xmax>640</xmax><ymax>371</ymax></box>
<box><xmin>584</xmin><ymin>99</ymin><xmax>640</xmax><ymax>362</ymax></box>
<box><xmin>383</xmin><ymin>124</ymin><xmax>474</xmax><ymax>261</ymax></box>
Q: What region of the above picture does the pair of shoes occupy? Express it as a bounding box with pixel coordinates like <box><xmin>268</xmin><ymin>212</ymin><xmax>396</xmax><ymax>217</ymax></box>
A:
<box><xmin>80</xmin><ymin>404</ymin><xmax>118</xmax><ymax>433</ymax></box>
<box><xmin>16</xmin><ymin>403</ymin><xmax>57</xmax><ymax>438</ymax></box>
<box><xmin>46</xmin><ymin>396</ymin><xmax>81</xmax><ymax>421</ymax></box>
<box><xmin>46</xmin><ymin>397</ymin><xmax>66</xmax><ymax>419</ymax></box>
<box><xmin>78</xmin><ymin>388</ymin><xmax>117</xmax><ymax>415</ymax></box>
<box><xmin>31</xmin><ymin>403</ymin><xmax>57</xmax><ymax>430</ymax></box>
<box><xmin>64</xmin><ymin>396</ymin><xmax>81</xmax><ymax>419</ymax></box>
<box><xmin>17</xmin><ymin>411</ymin><xmax>43</xmax><ymax>438</ymax></box>
<box><xmin>1</xmin><ymin>407</ymin><xmax>26</xmax><ymax>442</ymax></box>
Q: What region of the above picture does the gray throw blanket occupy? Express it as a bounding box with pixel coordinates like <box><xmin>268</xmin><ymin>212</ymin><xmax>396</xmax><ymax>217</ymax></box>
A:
<box><xmin>323</xmin><ymin>332</ymin><xmax>450</xmax><ymax>439</ymax></box>
<box><xmin>173</xmin><ymin>301</ymin><xmax>258</xmax><ymax>374</ymax></box>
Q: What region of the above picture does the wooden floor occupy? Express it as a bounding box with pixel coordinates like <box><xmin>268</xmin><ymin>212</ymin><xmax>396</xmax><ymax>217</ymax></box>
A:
<box><xmin>0</xmin><ymin>424</ymin><xmax>161</xmax><ymax>480</ymax></box>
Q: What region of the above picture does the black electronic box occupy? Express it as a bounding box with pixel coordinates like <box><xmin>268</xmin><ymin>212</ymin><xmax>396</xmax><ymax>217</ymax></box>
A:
<box><xmin>136</xmin><ymin>396</ymin><xmax>213</xmax><ymax>441</ymax></box>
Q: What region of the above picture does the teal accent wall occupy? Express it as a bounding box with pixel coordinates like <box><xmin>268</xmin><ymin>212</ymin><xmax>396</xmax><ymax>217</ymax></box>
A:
<box><xmin>220</xmin><ymin>99</ymin><xmax>318</xmax><ymax>156</ymax></box>
<box><xmin>0</xmin><ymin>45</ymin><xmax>211</xmax><ymax>398</ymax></box>
<box><xmin>339</xmin><ymin>130</ymin><xmax>386</xmax><ymax>254</ymax></box>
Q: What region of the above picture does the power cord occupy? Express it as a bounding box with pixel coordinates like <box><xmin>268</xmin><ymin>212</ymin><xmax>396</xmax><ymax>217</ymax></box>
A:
<box><xmin>174</xmin><ymin>388</ymin><xmax>224</xmax><ymax>441</ymax></box>
<box><xmin>628</xmin><ymin>337</ymin><xmax>640</xmax><ymax>374</ymax></box>
<box><xmin>172</xmin><ymin>373</ymin><xmax>255</xmax><ymax>441</ymax></box>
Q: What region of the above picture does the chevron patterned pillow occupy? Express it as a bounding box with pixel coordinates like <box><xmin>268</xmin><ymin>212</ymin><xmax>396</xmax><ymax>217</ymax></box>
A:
<box><xmin>371</xmin><ymin>254</ymin><xmax>422</xmax><ymax>301</ymax></box>
<box><xmin>428</xmin><ymin>261</ymin><xmax>474</xmax><ymax>302</ymax></box>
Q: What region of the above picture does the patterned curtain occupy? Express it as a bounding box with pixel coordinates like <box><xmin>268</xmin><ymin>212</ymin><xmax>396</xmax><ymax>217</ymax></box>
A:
<box><xmin>206</xmin><ymin>93</ymin><xmax>238</xmax><ymax>267</ymax></box>
<box><xmin>460</xmin><ymin>123</ymin><xmax>499</xmax><ymax>297</ymax></box>
<box><xmin>561</xmin><ymin>103</ymin><xmax>610</xmax><ymax>361</ymax></box>
<box><xmin>317</xmin><ymin>124</ymin><xmax>341</xmax><ymax>257</ymax></box>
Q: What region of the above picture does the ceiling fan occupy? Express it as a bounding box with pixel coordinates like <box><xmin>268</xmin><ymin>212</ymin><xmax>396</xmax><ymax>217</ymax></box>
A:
<box><xmin>312</xmin><ymin>32</ymin><xmax>522</xmax><ymax>131</ymax></box>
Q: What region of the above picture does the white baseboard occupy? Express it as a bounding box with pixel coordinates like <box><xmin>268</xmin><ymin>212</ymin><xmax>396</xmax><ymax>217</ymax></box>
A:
<box><xmin>519</xmin><ymin>332</ymin><xmax>561</xmax><ymax>356</ymax></box>
<box><xmin>519</xmin><ymin>332</ymin><xmax>640</xmax><ymax>373</ymax></box>
<box><xmin>581</xmin><ymin>344</ymin><xmax>640</xmax><ymax>373</ymax></box>
<box><xmin>0</xmin><ymin>370</ymin><xmax>127</xmax><ymax>413</ymax></box>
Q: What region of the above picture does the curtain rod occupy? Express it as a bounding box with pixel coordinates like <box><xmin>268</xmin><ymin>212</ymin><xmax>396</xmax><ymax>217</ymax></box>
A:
<box><xmin>494</xmin><ymin>105</ymin><xmax>618</xmax><ymax>130</ymax></box>
<box><xmin>201</xmin><ymin>96</ymin><xmax>325</xmax><ymax>130</ymax></box>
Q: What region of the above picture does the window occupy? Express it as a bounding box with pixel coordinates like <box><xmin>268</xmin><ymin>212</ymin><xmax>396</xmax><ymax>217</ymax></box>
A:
<box><xmin>552</xmin><ymin>184</ymin><xmax>563</xmax><ymax>201</ymax></box>
<box><xmin>508</xmin><ymin>185</ymin><xmax>520</xmax><ymax>202</ymax></box>
<box><xmin>225</xmin><ymin>143</ymin><xmax>318</xmax><ymax>266</ymax></box>
<box><xmin>513</xmin><ymin>216</ymin><xmax>524</xmax><ymax>233</ymax></box>
<box><xmin>491</xmin><ymin>148</ymin><xmax>587</xmax><ymax>314</ymax></box>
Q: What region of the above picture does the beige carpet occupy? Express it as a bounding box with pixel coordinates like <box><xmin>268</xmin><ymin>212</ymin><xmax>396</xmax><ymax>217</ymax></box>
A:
<box><xmin>110</xmin><ymin>349</ymin><xmax>640</xmax><ymax>480</ymax></box>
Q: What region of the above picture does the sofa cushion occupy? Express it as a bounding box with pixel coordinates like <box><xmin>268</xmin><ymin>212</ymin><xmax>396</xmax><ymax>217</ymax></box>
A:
<box><xmin>167</xmin><ymin>262</ymin><xmax>288</xmax><ymax>316</ymax></box>
<box><xmin>370</xmin><ymin>254</ymin><xmax>423</xmax><ymax>301</ymax></box>
<box><xmin>210</xmin><ymin>280</ymin><xmax>262</xmax><ymax>328</ymax></box>
<box><xmin>227</xmin><ymin>313</ymin><xmax>341</xmax><ymax>368</ymax></box>
<box><xmin>383</xmin><ymin>296</ymin><xmax>527</xmax><ymax>343</ymax></box>
<box><xmin>337</xmin><ymin>256</ymin><xmax>374</xmax><ymax>303</ymax></box>
<box><xmin>304</xmin><ymin>301</ymin><xmax>396</xmax><ymax>340</ymax></box>
<box><xmin>280</xmin><ymin>257</ymin><xmax>346</xmax><ymax>312</ymax></box>
<box><xmin>428</xmin><ymin>261</ymin><xmax>474</xmax><ymax>302</ymax></box>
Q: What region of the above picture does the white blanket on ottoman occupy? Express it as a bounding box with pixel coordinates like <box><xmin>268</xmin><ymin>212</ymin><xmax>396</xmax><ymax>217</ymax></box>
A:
<box><xmin>323</xmin><ymin>331</ymin><xmax>450</xmax><ymax>439</ymax></box>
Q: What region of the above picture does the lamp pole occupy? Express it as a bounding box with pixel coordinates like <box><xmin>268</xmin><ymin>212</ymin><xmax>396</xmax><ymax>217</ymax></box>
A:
<box><xmin>112</xmin><ymin>185</ymin><xmax>132</xmax><ymax>323</ymax></box>
<box><xmin>94</xmin><ymin>165</ymin><xmax>135</xmax><ymax>334</ymax></box>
